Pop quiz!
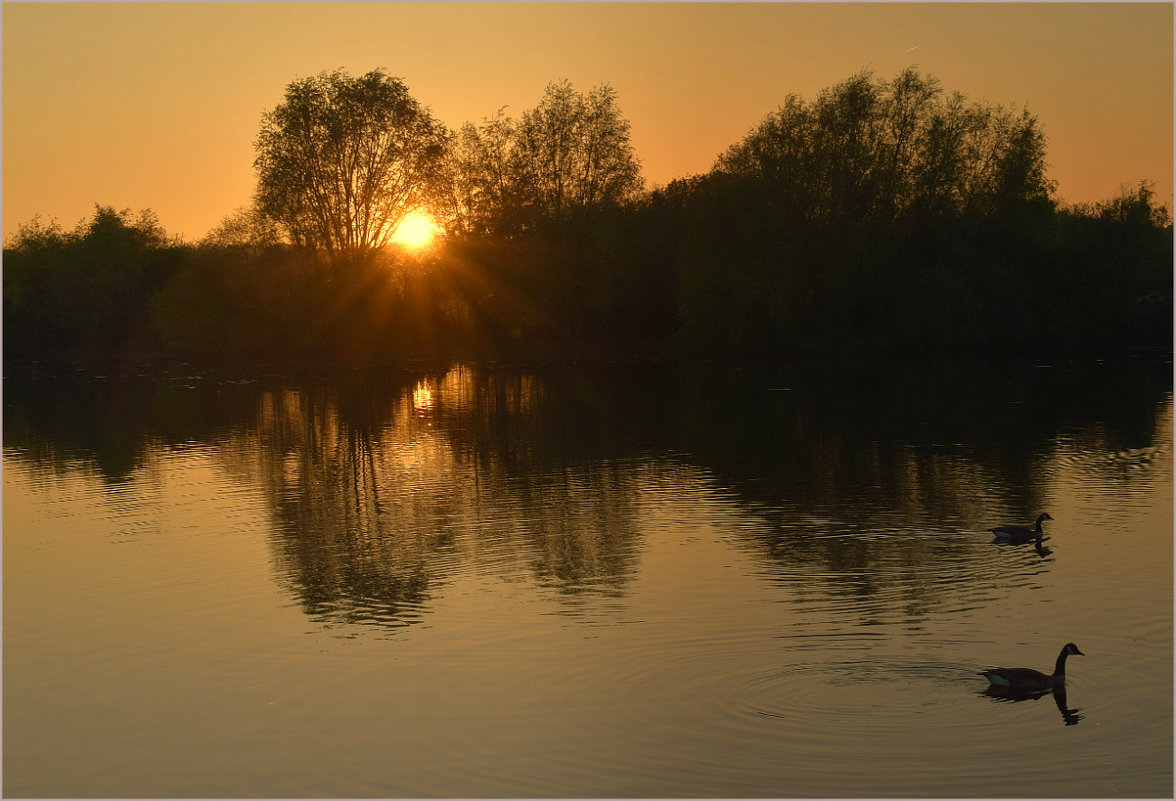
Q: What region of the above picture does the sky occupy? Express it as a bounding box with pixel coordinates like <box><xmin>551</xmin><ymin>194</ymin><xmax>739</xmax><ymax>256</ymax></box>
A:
<box><xmin>3</xmin><ymin>2</ymin><xmax>1172</xmax><ymax>243</ymax></box>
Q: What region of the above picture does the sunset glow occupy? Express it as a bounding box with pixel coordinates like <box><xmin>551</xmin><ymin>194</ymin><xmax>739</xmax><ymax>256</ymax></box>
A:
<box><xmin>391</xmin><ymin>211</ymin><xmax>439</xmax><ymax>250</ymax></box>
<box><xmin>1</xmin><ymin>4</ymin><xmax>1170</xmax><ymax>243</ymax></box>
<box><xmin>2</xmin><ymin>5</ymin><xmax>1171</xmax><ymax>798</ymax></box>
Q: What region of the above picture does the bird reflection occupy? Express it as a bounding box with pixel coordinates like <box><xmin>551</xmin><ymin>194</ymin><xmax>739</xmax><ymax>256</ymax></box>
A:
<box><xmin>991</xmin><ymin>530</ymin><xmax>1044</xmax><ymax>545</ymax></box>
<box><xmin>980</xmin><ymin>683</ymin><xmax>1084</xmax><ymax>726</ymax></box>
<box><xmin>990</xmin><ymin>538</ymin><xmax>1053</xmax><ymax>558</ymax></box>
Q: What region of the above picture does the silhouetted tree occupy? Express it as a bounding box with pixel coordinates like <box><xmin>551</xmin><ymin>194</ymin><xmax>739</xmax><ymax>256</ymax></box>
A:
<box><xmin>717</xmin><ymin>68</ymin><xmax>1054</xmax><ymax>224</ymax></box>
<box><xmin>3</xmin><ymin>205</ymin><xmax>182</xmax><ymax>357</ymax></box>
<box><xmin>201</xmin><ymin>205</ymin><xmax>283</xmax><ymax>249</ymax></box>
<box><xmin>672</xmin><ymin>67</ymin><xmax>1075</xmax><ymax>352</ymax></box>
<box><xmin>512</xmin><ymin>80</ymin><xmax>644</xmax><ymax>224</ymax></box>
<box><xmin>438</xmin><ymin>81</ymin><xmax>643</xmax><ymax>237</ymax></box>
<box><xmin>254</xmin><ymin>68</ymin><xmax>448</xmax><ymax>265</ymax></box>
<box><xmin>1046</xmin><ymin>181</ymin><xmax>1173</xmax><ymax>348</ymax></box>
<box><xmin>3</xmin><ymin>215</ymin><xmax>68</xmax><ymax>354</ymax></box>
<box><xmin>4</xmin><ymin>68</ymin><xmax>1170</xmax><ymax>366</ymax></box>
<box><xmin>434</xmin><ymin>109</ymin><xmax>522</xmax><ymax>237</ymax></box>
<box><xmin>150</xmin><ymin>243</ymin><xmax>327</xmax><ymax>361</ymax></box>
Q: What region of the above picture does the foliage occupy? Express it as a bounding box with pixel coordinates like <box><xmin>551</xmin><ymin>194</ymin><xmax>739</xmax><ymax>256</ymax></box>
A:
<box><xmin>4</xmin><ymin>68</ymin><xmax>1170</xmax><ymax>365</ymax></box>
<box><xmin>433</xmin><ymin>109</ymin><xmax>522</xmax><ymax>237</ymax></box>
<box><xmin>1045</xmin><ymin>181</ymin><xmax>1173</xmax><ymax>348</ymax></box>
<box><xmin>667</xmin><ymin>67</ymin><xmax>1125</xmax><ymax>353</ymax></box>
<box><xmin>254</xmin><ymin>68</ymin><xmax>448</xmax><ymax>265</ymax></box>
<box><xmin>150</xmin><ymin>244</ymin><xmax>326</xmax><ymax>360</ymax></box>
<box><xmin>4</xmin><ymin>205</ymin><xmax>183</xmax><ymax>357</ymax></box>
<box><xmin>437</xmin><ymin>81</ymin><xmax>643</xmax><ymax>236</ymax></box>
<box><xmin>201</xmin><ymin>205</ymin><xmax>283</xmax><ymax>249</ymax></box>
<box><xmin>511</xmin><ymin>80</ymin><xmax>644</xmax><ymax>223</ymax></box>
<box><xmin>715</xmin><ymin>68</ymin><xmax>1054</xmax><ymax>225</ymax></box>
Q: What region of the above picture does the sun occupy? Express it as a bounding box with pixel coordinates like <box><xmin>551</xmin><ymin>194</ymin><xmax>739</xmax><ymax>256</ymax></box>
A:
<box><xmin>390</xmin><ymin>211</ymin><xmax>440</xmax><ymax>250</ymax></box>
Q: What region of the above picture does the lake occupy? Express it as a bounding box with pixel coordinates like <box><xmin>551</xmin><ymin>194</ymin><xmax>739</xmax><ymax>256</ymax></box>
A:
<box><xmin>4</xmin><ymin>355</ymin><xmax>1172</xmax><ymax>798</ymax></box>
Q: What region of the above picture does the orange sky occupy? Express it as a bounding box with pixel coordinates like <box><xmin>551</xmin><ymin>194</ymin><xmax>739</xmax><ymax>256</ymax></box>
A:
<box><xmin>3</xmin><ymin>2</ymin><xmax>1172</xmax><ymax>242</ymax></box>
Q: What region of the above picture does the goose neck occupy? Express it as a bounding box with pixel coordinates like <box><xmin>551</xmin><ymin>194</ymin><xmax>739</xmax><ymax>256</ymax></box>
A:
<box><xmin>1053</xmin><ymin>649</ymin><xmax>1071</xmax><ymax>679</ymax></box>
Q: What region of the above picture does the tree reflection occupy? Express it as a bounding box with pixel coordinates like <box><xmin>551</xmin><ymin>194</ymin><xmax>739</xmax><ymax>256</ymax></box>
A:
<box><xmin>2</xmin><ymin>364</ymin><xmax>270</xmax><ymax>480</ymax></box>
<box><xmin>253</xmin><ymin>383</ymin><xmax>444</xmax><ymax>629</ymax></box>
<box><xmin>236</xmin><ymin>368</ymin><xmax>645</xmax><ymax>628</ymax></box>
<box><xmin>671</xmin><ymin>355</ymin><xmax>1171</xmax><ymax>624</ymax></box>
<box><xmin>3</xmin><ymin>356</ymin><xmax>1170</xmax><ymax>633</ymax></box>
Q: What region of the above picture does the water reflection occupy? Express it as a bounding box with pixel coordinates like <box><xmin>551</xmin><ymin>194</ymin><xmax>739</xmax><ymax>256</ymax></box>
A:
<box><xmin>990</xmin><ymin>538</ymin><xmax>1054</xmax><ymax>559</ymax></box>
<box><xmin>4</xmin><ymin>356</ymin><xmax>1171</xmax><ymax>634</ymax></box>
<box><xmin>3</xmin><ymin>357</ymin><xmax>1169</xmax><ymax>799</ymax></box>
<box><xmin>412</xmin><ymin>380</ymin><xmax>435</xmax><ymax>416</ymax></box>
<box><xmin>981</xmin><ymin>684</ymin><xmax>1085</xmax><ymax>726</ymax></box>
<box><xmin>242</xmin><ymin>375</ymin><xmax>646</xmax><ymax>628</ymax></box>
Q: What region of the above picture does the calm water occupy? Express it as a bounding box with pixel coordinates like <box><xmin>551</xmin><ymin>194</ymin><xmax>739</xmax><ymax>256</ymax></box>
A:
<box><xmin>4</xmin><ymin>356</ymin><xmax>1172</xmax><ymax>798</ymax></box>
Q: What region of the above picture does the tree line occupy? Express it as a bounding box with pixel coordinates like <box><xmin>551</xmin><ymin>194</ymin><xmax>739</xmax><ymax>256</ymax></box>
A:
<box><xmin>4</xmin><ymin>67</ymin><xmax>1171</xmax><ymax>364</ymax></box>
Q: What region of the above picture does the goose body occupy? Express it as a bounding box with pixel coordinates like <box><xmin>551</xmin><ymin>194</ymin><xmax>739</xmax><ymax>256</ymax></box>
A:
<box><xmin>980</xmin><ymin>643</ymin><xmax>1084</xmax><ymax>691</ymax></box>
<box><xmin>990</xmin><ymin>512</ymin><xmax>1052</xmax><ymax>542</ymax></box>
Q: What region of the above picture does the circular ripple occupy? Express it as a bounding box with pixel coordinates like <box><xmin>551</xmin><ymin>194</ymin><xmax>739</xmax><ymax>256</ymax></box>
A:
<box><xmin>730</xmin><ymin>653</ymin><xmax>982</xmax><ymax>737</ymax></box>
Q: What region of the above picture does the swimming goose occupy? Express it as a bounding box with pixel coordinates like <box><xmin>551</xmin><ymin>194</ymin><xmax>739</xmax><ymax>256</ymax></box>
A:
<box><xmin>990</xmin><ymin>513</ymin><xmax>1052</xmax><ymax>542</ymax></box>
<box><xmin>980</xmin><ymin>643</ymin><xmax>1084</xmax><ymax>691</ymax></box>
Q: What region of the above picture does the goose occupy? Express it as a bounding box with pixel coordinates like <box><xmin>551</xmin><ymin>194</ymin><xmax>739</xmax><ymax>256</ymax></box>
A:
<box><xmin>990</xmin><ymin>512</ymin><xmax>1052</xmax><ymax>542</ymax></box>
<box><xmin>980</xmin><ymin>643</ymin><xmax>1084</xmax><ymax>691</ymax></box>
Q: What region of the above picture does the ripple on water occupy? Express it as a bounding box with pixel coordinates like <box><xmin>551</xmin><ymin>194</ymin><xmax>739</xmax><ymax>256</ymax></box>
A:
<box><xmin>708</xmin><ymin>649</ymin><xmax>1097</xmax><ymax>796</ymax></box>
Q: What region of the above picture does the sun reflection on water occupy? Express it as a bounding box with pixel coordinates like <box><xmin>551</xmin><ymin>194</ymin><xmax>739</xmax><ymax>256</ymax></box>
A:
<box><xmin>1</xmin><ymin>360</ymin><xmax>1172</xmax><ymax>798</ymax></box>
<box><xmin>412</xmin><ymin>381</ymin><xmax>435</xmax><ymax>417</ymax></box>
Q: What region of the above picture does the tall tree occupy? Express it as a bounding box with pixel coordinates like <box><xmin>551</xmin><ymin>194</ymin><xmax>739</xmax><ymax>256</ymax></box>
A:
<box><xmin>201</xmin><ymin>205</ymin><xmax>282</xmax><ymax>249</ymax></box>
<box><xmin>433</xmin><ymin>109</ymin><xmax>520</xmax><ymax>237</ymax></box>
<box><xmin>254</xmin><ymin>68</ymin><xmax>448</xmax><ymax>264</ymax></box>
<box><xmin>511</xmin><ymin>80</ymin><xmax>644</xmax><ymax>225</ymax></box>
<box><xmin>716</xmin><ymin>68</ymin><xmax>1054</xmax><ymax>223</ymax></box>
